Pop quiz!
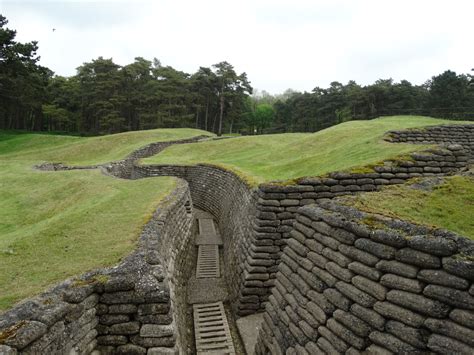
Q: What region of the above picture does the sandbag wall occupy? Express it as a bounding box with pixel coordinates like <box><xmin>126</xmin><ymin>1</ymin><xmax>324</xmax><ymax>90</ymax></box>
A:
<box><xmin>103</xmin><ymin>136</ymin><xmax>208</xmax><ymax>179</ymax></box>
<box><xmin>94</xmin><ymin>182</ymin><xmax>195</xmax><ymax>355</ymax></box>
<box><xmin>256</xmin><ymin>200</ymin><xmax>474</xmax><ymax>354</ymax></box>
<box><xmin>386</xmin><ymin>124</ymin><xmax>474</xmax><ymax>161</ymax></box>
<box><xmin>133</xmin><ymin>164</ymin><xmax>259</xmax><ymax>315</ymax></box>
<box><xmin>245</xmin><ymin>143</ymin><xmax>470</xmax><ymax>315</ymax></box>
<box><xmin>135</xmin><ymin>143</ymin><xmax>470</xmax><ymax>318</ymax></box>
<box><xmin>0</xmin><ymin>181</ymin><xmax>194</xmax><ymax>355</ymax></box>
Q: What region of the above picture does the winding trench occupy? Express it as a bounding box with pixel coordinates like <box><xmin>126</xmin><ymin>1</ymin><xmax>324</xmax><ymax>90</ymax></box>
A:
<box><xmin>34</xmin><ymin>135</ymin><xmax>210</xmax><ymax>177</ymax></box>
<box><xmin>35</xmin><ymin>134</ymin><xmax>254</xmax><ymax>354</ymax></box>
<box><xmin>102</xmin><ymin>136</ymin><xmax>251</xmax><ymax>353</ymax></box>
<box><xmin>26</xmin><ymin>124</ymin><xmax>474</xmax><ymax>355</ymax></box>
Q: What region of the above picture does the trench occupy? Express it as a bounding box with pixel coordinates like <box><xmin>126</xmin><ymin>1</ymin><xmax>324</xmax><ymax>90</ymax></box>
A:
<box><xmin>32</xmin><ymin>135</ymin><xmax>259</xmax><ymax>354</ymax></box>
<box><xmin>27</xmin><ymin>126</ymin><xmax>473</xmax><ymax>354</ymax></box>
<box><xmin>105</xmin><ymin>136</ymin><xmax>260</xmax><ymax>354</ymax></box>
<box><xmin>105</xmin><ymin>129</ymin><xmax>473</xmax><ymax>355</ymax></box>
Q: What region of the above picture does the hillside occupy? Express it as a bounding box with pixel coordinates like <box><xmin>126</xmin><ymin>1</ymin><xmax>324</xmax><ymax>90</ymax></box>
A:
<box><xmin>0</xmin><ymin>128</ymin><xmax>209</xmax><ymax>311</ymax></box>
<box><xmin>144</xmin><ymin>116</ymin><xmax>472</xmax><ymax>184</ymax></box>
<box><xmin>0</xmin><ymin>128</ymin><xmax>211</xmax><ymax>166</ymax></box>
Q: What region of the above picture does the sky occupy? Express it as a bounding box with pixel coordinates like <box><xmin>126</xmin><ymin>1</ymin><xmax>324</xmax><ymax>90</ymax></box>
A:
<box><xmin>2</xmin><ymin>0</ymin><xmax>473</xmax><ymax>94</ymax></box>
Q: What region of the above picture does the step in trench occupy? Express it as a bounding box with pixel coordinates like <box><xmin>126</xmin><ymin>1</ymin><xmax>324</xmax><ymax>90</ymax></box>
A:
<box><xmin>193</xmin><ymin>302</ymin><xmax>236</xmax><ymax>355</ymax></box>
<box><xmin>196</xmin><ymin>244</ymin><xmax>220</xmax><ymax>278</ymax></box>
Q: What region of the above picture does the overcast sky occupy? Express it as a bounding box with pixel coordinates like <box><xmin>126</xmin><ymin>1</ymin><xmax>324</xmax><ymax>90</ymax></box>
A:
<box><xmin>2</xmin><ymin>0</ymin><xmax>473</xmax><ymax>94</ymax></box>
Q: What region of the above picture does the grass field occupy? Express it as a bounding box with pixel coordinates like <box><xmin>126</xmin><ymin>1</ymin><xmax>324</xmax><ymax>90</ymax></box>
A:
<box><xmin>145</xmin><ymin>116</ymin><xmax>472</xmax><ymax>184</ymax></box>
<box><xmin>343</xmin><ymin>176</ymin><xmax>474</xmax><ymax>239</ymax></box>
<box><xmin>0</xmin><ymin>128</ymin><xmax>209</xmax><ymax>311</ymax></box>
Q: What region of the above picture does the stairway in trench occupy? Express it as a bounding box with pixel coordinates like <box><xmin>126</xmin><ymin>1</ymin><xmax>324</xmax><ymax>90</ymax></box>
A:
<box><xmin>191</xmin><ymin>209</ymin><xmax>236</xmax><ymax>355</ymax></box>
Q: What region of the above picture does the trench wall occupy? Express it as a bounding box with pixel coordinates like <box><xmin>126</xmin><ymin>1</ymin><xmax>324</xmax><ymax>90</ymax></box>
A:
<box><xmin>133</xmin><ymin>164</ymin><xmax>260</xmax><ymax>315</ymax></box>
<box><xmin>0</xmin><ymin>181</ymin><xmax>194</xmax><ymax>355</ymax></box>
<box><xmin>386</xmin><ymin>124</ymin><xmax>474</xmax><ymax>161</ymax></box>
<box><xmin>135</xmin><ymin>141</ymin><xmax>471</xmax><ymax>318</ymax></box>
<box><xmin>256</xmin><ymin>200</ymin><xmax>474</xmax><ymax>354</ymax></box>
<box><xmin>251</xmin><ymin>143</ymin><xmax>470</xmax><ymax>312</ymax></box>
<box><xmin>103</xmin><ymin>136</ymin><xmax>208</xmax><ymax>179</ymax></box>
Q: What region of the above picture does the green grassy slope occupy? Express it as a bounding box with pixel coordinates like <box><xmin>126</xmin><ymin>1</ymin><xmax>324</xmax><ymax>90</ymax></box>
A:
<box><xmin>145</xmin><ymin>116</ymin><xmax>472</xmax><ymax>184</ymax></box>
<box><xmin>0</xmin><ymin>128</ymin><xmax>208</xmax><ymax>311</ymax></box>
<box><xmin>343</xmin><ymin>176</ymin><xmax>474</xmax><ymax>239</ymax></box>
<box><xmin>1</xmin><ymin>128</ymin><xmax>211</xmax><ymax>166</ymax></box>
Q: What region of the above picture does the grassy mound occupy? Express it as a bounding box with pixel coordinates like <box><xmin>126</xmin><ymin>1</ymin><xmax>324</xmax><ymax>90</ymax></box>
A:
<box><xmin>343</xmin><ymin>176</ymin><xmax>474</xmax><ymax>239</ymax></box>
<box><xmin>0</xmin><ymin>128</ymin><xmax>209</xmax><ymax>311</ymax></box>
<box><xmin>144</xmin><ymin>116</ymin><xmax>472</xmax><ymax>184</ymax></box>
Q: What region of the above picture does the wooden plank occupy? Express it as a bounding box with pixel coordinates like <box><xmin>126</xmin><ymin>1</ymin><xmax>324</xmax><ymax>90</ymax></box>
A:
<box><xmin>193</xmin><ymin>301</ymin><xmax>235</xmax><ymax>355</ymax></box>
<box><xmin>196</xmin><ymin>245</ymin><xmax>220</xmax><ymax>278</ymax></box>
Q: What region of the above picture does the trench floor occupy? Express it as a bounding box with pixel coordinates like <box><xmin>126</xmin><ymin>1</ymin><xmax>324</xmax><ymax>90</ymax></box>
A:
<box><xmin>188</xmin><ymin>208</ymin><xmax>246</xmax><ymax>354</ymax></box>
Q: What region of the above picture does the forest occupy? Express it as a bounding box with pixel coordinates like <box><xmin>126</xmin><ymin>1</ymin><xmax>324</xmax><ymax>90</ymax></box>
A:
<box><xmin>1</xmin><ymin>14</ymin><xmax>473</xmax><ymax>136</ymax></box>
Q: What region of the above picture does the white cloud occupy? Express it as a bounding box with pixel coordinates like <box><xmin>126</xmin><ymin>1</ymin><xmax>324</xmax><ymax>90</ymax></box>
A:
<box><xmin>2</xmin><ymin>0</ymin><xmax>473</xmax><ymax>94</ymax></box>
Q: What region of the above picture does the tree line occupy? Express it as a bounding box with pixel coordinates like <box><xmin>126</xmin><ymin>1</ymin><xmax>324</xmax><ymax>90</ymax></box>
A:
<box><xmin>1</xmin><ymin>14</ymin><xmax>473</xmax><ymax>136</ymax></box>
<box><xmin>42</xmin><ymin>57</ymin><xmax>251</xmax><ymax>135</ymax></box>
<box><xmin>250</xmin><ymin>72</ymin><xmax>474</xmax><ymax>134</ymax></box>
<box><xmin>0</xmin><ymin>15</ymin><xmax>252</xmax><ymax>135</ymax></box>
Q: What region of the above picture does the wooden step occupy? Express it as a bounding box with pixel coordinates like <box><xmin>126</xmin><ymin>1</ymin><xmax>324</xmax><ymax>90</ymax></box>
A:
<box><xmin>193</xmin><ymin>302</ymin><xmax>235</xmax><ymax>355</ymax></box>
